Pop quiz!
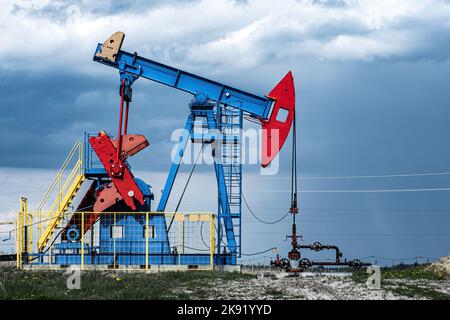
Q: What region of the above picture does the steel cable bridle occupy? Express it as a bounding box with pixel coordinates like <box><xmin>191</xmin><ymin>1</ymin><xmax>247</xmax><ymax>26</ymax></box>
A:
<box><xmin>167</xmin><ymin>142</ymin><xmax>206</xmax><ymax>232</ymax></box>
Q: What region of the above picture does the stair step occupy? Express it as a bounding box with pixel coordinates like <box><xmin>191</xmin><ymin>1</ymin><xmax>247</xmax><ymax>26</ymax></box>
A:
<box><xmin>37</xmin><ymin>174</ymin><xmax>84</xmax><ymax>251</ymax></box>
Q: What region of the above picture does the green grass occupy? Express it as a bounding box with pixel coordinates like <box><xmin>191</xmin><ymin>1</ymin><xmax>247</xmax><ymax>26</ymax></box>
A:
<box><xmin>351</xmin><ymin>264</ymin><xmax>450</xmax><ymax>300</ymax></box>
<box><xmin>383</xmin><ymin>265</ymin><xmax>446</xmax><ymax>281</ymax></box>
<box><xmin>352</xmin><ymin>264</ymin><xmax>446</xmax><ymax>283</ymax></box>
<box><xmin>0</xmin><ymin>266</ymin><xmax>253</xmax><ymax>300</ymax></box>
<box><xmin>384</xmin><ymin>281</ymin><xmax>450</xmax><ymax>300</ymax></box>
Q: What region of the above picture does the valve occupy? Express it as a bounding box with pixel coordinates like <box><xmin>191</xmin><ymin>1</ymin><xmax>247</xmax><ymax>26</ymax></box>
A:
<box><xmin>349</xmin><ymin>259</ymin><xmax>363</xmax><ymax>269</ymax></box>
<box><xmin>312</xmin><ymin>242</ymin><xmax>322</xmax><ymax>251</ymax></box>
<box><xmin>270</xmin><ymin>256</ymin><xmax>292</xmax><ymax>272</ymax></box>
<box><xmin>280</xmin><ymin>258</ymin><xmax>291</xmax><ymax>269</ymax></box>
<box><xmin>299</xmin><ymin>258</ymin><xmax>311</xmax><ymax>269</ymax></box>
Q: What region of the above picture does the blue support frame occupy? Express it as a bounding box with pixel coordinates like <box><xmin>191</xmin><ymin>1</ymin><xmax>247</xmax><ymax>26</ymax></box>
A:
<box><xmin>156</xmin><ymin>103</ymin><xmax>238</xmax><ymax>264</ymax></box>
<box><xmin>157</xmin><ymin>115</ymin><xmax>193</xmax><ymax>212</ymax></box>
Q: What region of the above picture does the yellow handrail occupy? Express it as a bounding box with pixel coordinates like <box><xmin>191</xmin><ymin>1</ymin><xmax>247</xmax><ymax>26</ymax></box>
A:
<box><xmin>36</xmin><ymin>141</ymin><xmax>84</xmax><ymax>251</ymax></box>
<box><xmin>37</xmin><ymin>173</ymin><xmax>84</xmax><ymax>251</ymax></box>
<box><xmin>37</xmin><ymin>141</ymin><xmax>82</xmax><ymax>211</ymax></box>
<box><xmin>37</xmin><ymin>141</ymin><xmax>82</xmax><ymax>240</ymax></box>
<box><xmin>47</xmin><ymin>159</ymin><xmax>82</xmax><ymax>213</ymax></box>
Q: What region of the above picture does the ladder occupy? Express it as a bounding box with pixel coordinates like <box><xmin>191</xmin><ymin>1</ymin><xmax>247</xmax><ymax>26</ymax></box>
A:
<box><xmin>37</xmin><ymin>142</ymin><xmax>85</xmax><ymax>252</ymax></box>
<box><xmin>219</xmin><ymin>104</ymin><xmax>243</xmax><ymax>257</ymax></box>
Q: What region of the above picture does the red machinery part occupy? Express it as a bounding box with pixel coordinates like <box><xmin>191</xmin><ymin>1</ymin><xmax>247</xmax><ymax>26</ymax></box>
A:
<box><xmin>93</xmin><ymin>182</ymin><xmax>124</xmax><ymax>212</ymax></box>
<box><xmin>63</xmin><ymin>182</ymin><xmax>98</xmax><ymax>238</ymax></box>
<box><xmin>89</xmin><ymin>131</ymin><xmax>146</xmax><ymax>211</ymax></box>
<box><xmin>261</xmin><ymin>71</ymin><xmax>296</xmax><ymax>167</ymax></box>
<box><xmin>111</xmin><ymin>134</ymin><xmax>149</xmax><ymax>158</ymax></box>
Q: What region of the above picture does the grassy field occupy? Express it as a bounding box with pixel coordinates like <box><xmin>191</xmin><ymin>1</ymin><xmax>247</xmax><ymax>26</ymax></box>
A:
<box><xmin>0</xmin><ymin>266</ymin><xmax>253</xmax><ymax>300</ymax></box>
<box><xmin>352</xmin><ymin>264</ymin><xmax>450</xmax><ymax>300</ymax></box>
<box><xmin>1</xmin><ymin>264</ymin><xmax>448</xmax><ymax>300</ymax></box>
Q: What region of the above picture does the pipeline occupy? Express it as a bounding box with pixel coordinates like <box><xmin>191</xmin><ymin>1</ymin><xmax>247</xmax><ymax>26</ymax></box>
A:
<box><xmin>270</xmin><ymin>241</ymin><xmax>371</xmax><ymax>272</ymax></box>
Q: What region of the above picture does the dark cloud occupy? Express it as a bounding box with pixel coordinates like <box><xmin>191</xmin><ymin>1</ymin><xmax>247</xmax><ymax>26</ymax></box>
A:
<box><xmin>0</xmin><ymin>68</ymin><xmax>193</xmax><ymax>169</ymax></box>
<box><xmin>2</xmin><ymin>57</ymin><xmax>450</xmax><ymax>176</ymax></box>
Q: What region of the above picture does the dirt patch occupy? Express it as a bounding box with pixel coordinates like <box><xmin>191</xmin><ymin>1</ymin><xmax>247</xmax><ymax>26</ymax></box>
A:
<box><xmin>206</xmin><ymin>274</ymin><xmax>409</xmax><ymax>300</ymax></box>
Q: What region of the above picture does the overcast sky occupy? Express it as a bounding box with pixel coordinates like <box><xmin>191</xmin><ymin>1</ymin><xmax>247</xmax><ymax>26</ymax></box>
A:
<box><xmin>1</xmin><ymin>0</ymin><xmax>450</xmax><ymax>264</ymax></box>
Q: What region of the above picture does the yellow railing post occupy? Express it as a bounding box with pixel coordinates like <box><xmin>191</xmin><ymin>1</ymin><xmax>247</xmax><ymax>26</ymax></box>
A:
<box><xmin>113</xmin><ymin>213</ymin><xmax>116</xmax><ymax>271</ymax></box>
<box><xmin>38</xmin><ymin>209</ymin><xmax>41</xmax><ymax>243</ymax></box>
<box><xmin>145</xmin><ymin>212</ymin><xmax>149</xmax><ymax>271</ymax></box>
<box><xmin>15</xmin><ymin>218</ymin><xmax>18</xmax><ymax>268</ymax></box>
<box><xmin>81</xmin><ymin>212</ymin><xmax>84</xmax><ymax>270</ymax></box>
<box><xmin>17</xmin><ymin>197</ymin><xmax>29</xmax><ymax>267</ymax></box>
<box><xmin>79</xmin><ymin>141</ymin><xmax>83</xmax><ymax>175</ymax></box>
<box><xmin>27</xmin><ymin>213</ymin><xmax>32</xmax><ymax>256</ymax></box>
<box><xmin>178</xmin><ymin>215</ymin><xmax>181</xmax><ymax>271</ymax></box>
<box><xmin>49</xmin><ymin>239</ymin><xmax>52</xmax><ymax>267</ymax></box>
<box><xmin>182</xmin><ymin>220</ymin><xmax>185</xmax><ymax>254</ymax></box>
<box><xmin>57</xmin><ymin>173</ymin><xmax>61</xmax><ymax>215</ymax></box>
<box><xmin>16</xmin><ymin>208</ymin><xmax>22</xmax><ymax>268</ymax></box>
<box><xmin>25</xmin><ymin>201</ymin><xmax>32</xmax><ymax>257</ymax></box>
<box><xmin>210</xmin><ymin>213</ymin><xmax>215</xmax><ymax>271</ymax></box>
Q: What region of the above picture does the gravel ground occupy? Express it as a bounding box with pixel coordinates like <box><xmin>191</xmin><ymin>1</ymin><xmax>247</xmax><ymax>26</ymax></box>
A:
<box><xmin>190</xmin><ymin>273</ymin><xmax>450</xmax><ymax>300</ymax></box>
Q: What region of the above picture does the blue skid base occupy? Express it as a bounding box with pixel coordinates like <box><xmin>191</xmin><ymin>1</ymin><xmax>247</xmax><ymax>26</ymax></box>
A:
<box><xmin>48</xmin><ymin>132</ymin><xmax>238</xmax><ymax>268</ymax></box>
<box><xmin>54</xmin><ymin>253</ymin><xmax>212</xmax><ymax>266</ymax></box>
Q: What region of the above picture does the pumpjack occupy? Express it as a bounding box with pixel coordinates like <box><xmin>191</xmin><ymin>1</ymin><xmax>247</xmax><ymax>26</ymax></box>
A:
<box><xmin>88</xmin><ymin>31</ymin><xmax>295</xmax><ymax>265</ymax></box>
<box><xmin>24</xmin><ymin>31</ymin><xmax>295</xmax><ymax>268</ymax></box>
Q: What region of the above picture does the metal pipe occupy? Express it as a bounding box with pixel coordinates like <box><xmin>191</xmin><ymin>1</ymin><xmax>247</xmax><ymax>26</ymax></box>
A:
<box><xmin>123</xmin><ymin>101</ymin><xmax>129</xmax><ymax>135</ymax></box>
<box><xmin>116</xmin><ymin>79</ymin><xmax>126</xmax><ymax>163</ymax></box>
<box><xmin>298</xmin><ymin>243</ymin><xmax>342</xmax><ymax>263</ymax></box>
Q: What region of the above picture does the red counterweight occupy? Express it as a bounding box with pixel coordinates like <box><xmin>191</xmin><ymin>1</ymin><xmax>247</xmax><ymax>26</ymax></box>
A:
<box><xmin>89</xmin><ymin>131</ymin><xmax>148</xmax><ymax>211</ymax></box>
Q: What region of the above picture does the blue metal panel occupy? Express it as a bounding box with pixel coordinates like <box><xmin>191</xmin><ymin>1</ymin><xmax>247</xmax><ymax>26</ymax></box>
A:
<box><xmin>55</xmin><ymin>253</ymin><xmax>212</xmax><ymax>266</ymax></box>
<box><xmin>83</xmin><ymin>132</ymin><xmax>107</xmax><ymax>176</ymax></box>
<box><xmin>94</xmin><ymin>45</ymin><xmax>274</xmax><ymax>119</ymax></box>
<box><xmin>98</xmin><ymin>213</ymin><xmax>170</xmax><ymax>263</ymax></box>
<box><xmin>54</xmin><ymin>209</ymin><xmax>213</xmax><ymax>266</ymax></box>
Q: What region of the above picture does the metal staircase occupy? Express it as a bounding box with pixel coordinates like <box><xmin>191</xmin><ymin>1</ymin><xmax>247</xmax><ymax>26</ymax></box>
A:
<box><xmin>37</xmin><ymin>142</ymin><xmax>85</xmax><ymax>251</ymax></box>
<box><xmin>219</xmin><ymin>104</ymin><xmax>243</xmax><ymax>257</ymax></box>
